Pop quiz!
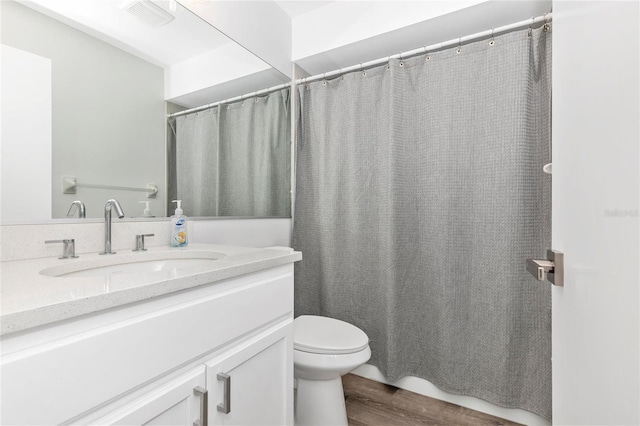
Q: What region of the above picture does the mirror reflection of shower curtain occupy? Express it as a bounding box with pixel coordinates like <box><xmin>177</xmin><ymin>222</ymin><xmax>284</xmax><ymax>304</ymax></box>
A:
<box><xmin>294</xmin><ymin>28</ymin><xmax>552</xmax><ymax>419</ymax></box>
<box><xmin>167</xmin><ymin>88</ymin><xmax>291</xmax><ymax>217</ymax></box>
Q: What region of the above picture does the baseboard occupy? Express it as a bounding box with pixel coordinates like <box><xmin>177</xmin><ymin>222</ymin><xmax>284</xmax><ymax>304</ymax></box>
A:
<box><xmin>352</xmin><ymin>364</ymin><xmax>550</xmax><ymax>426</ymax></box>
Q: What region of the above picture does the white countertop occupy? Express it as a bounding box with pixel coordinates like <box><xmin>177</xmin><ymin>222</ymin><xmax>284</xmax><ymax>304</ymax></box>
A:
<box><xmin>0</xmin><ymin>244</ymin><xmax>301</xmax><ymax>335</ymax></box>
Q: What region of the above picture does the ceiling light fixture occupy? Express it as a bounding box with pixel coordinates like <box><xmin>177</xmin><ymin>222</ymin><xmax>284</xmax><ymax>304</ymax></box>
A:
<box><xmin>121</xmin><ymin>0</ymin><xmax>175</xmax><ymax>28</ymax></box>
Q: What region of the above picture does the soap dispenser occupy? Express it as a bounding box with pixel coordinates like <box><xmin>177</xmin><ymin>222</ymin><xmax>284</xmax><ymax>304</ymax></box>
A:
<box><xmin>170</xmin><ymin>200</ymin><xmax>188</xmax><ymax>247</ymax></box>
<box><xmin>139</xmin><ymin>201</ymin><xmax>153</xmax><ymax>218</ymax></box>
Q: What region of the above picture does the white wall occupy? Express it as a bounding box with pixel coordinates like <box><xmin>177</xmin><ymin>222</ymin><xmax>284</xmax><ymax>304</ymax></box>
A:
<box><xmin>165</xmin><ymin>42</ymin><xmax>268</xmax><ymax>100</ymax></box>
<box><xmin>1</xmin><ymin>1</ymin><xmax>166</xmax><ymax>221</ymax></box>
<box><xmin>291</xmin><ymin>1</ymin><xmax>552</xmax><ymax>75</ymax></box>
<box><xmin>0</xmin><ymin>46</ymin><xmax>52</xmax><ymax>222</ymax></box>
<box><xmin>164</xmin><ymin>42</ymin><xmax>279</xmax><ymax>107</ymax></box>
<box><xmin>293</xmin><ymin>0</ymin><xmax>484</xmax><ymax>60</ymax></box>
<box><xmin>179</xmin><ymin>0</ymin><xmax>292</xmax><ymax>78</ymax></box>
<box><xmin>552</xmin><ymin>1</ymin><xmax>639</xmax><ymax>424</ymax></box>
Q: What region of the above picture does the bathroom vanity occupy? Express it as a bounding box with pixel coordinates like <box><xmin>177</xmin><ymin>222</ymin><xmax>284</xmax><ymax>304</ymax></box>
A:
<box><xmin>0</xmin><ymin>244</ymin><xmax>301</xmax><ymax>425</ymax></box>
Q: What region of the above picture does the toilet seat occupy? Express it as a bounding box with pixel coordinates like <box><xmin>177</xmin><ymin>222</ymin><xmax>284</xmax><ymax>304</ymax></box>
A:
<box><xmin>294</xmin><ymin>315</ymin><xmax>369</xmax><ymax>355</ymax></box>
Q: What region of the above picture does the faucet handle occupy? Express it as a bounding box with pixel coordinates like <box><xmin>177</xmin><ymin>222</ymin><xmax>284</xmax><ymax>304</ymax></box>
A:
<box><xmin>133</xmin><ymin>234</ymin><xmax>154</xmax><ymax>252</ymax></box>
<box><xmin>45</xmin><ymin>239</ymin><xmax>79</xmax><ymax>259</ymax></box>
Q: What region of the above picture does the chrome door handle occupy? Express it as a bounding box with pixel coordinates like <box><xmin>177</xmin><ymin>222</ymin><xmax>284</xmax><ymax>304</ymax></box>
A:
<box><xmin>217</xmin><ymin>373</ymin><xmax>231</xmax><ymax>414</ymax></box>
<box><xmin>527</xmin><ymin>249</ymin><xmax>564</xmax><ymax>286</ymax></box>
<box><xmin>527</xmin><ymin>259</ymin><xmax>554</xmax><ymax>281</ymax></box>
<box><xmin>193</xmin><ymin>386</ymin><xmax>208</xmax><ymax>426</ymax></box>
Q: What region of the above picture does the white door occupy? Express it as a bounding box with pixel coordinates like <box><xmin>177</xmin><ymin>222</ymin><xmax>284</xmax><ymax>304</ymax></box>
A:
<box><xmin>206</xmin><ymin>322</ymin><xmax>294</xmax><ymax>425</ymax></box>
<box><xmin>552</xmin><ymin>1</ymin><xmax>639</xmax><ymax>424</ymax></box>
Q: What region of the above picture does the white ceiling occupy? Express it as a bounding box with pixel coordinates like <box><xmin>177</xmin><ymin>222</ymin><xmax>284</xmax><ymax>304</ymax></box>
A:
<box><xmin>20</xmin><ymin>0</ymin><xmax>237</xmax><ymax>67</ymax></box>
<box><xmin>20</xmin><ymin>0</ymin><xmax>335</xmax><ymax>69</ymax></box>
<box><xmin>274</xmin><ymin>1</ymin><xmax>334</xmax><ymax>18</ymax></box>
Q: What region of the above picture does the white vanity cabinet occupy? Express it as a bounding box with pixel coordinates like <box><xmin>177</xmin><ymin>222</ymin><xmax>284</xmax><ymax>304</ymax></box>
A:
<box><xmin>0</xmin><ymin>263</ymin><xmax>295</xmax><ymax>426</ymax></box>
<box><xmin>91</xmin><ymin>322</ymin><xmax>292</xmax><ymax>426</ymax></box>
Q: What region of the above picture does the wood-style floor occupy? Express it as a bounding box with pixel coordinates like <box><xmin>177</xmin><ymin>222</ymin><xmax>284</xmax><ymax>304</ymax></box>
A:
<box><xmin>342</xmin><ymin>374</ymin><xmax>523</xmax><ymax>426</ymax></box>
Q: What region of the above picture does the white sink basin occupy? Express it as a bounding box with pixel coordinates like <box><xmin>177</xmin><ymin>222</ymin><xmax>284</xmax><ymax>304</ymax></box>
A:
<box><xmin>40</xmin><ymin>250</ymin><xmax>225</xmax><ymax>278</ymax></box>
<box><xmin>57</xmin><ymin>258</ymin><xmax>219</xmax><ymax>277</ymax></box>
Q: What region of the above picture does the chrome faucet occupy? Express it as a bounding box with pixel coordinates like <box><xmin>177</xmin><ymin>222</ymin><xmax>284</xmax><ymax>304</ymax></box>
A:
<box><xmin>66</xmin><ymin>200</ymin><xmax>86</xmax><ymax>218</ymax></box>
<box><xmin>100</xmin><ymin>199</ymin><xmax>125</xmax><ymax>255</ymax></box>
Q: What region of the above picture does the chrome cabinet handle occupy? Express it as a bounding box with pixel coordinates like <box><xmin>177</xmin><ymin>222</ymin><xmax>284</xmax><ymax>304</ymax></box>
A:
<box><xmin>217</xmin><ymin>373</ymin><xmax>231</xmax><ymax>414</ymax></box>
<box><xmin>193</xmin><ymin>386</ymin><xmax>208</xmax><ymax>426</ymax></box>
<box><xmin>45</xmin><ymin>239</ymin><xmax>79</xmax><ymax>259</ymax></box>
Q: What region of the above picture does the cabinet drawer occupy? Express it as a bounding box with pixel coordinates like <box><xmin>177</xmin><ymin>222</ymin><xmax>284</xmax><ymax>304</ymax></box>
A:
<box><xmin>1</xmin><ymin>265</ymin><xmax>293</xmax><ymax>425</ymax></box>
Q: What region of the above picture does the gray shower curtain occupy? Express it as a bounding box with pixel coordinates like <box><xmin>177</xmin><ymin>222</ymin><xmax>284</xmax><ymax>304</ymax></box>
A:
<box><xmin>293</xmin><ymin>27</ymin><xmax>552</xmax><ymax>419</ymax></box>
<box><xmin>168</xmin><ymin>88</ymin><xmax>291</xmax><ymax>217</ymax></box>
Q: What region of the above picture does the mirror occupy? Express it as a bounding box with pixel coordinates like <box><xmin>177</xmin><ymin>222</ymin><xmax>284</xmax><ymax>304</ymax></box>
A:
<box><xmin>0</xmin><ymin>0</ymin><xmax>291</xmax><ymax>223</ymax></box>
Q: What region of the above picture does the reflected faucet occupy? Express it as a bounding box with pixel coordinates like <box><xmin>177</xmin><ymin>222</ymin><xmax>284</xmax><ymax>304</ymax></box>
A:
<box><xmin>66</xmin><ymin>200</ymin><xmax>86</xmax><ymax>218</ymax></box>
<box><xmin>99</xmin><ymin>199</ymin><xmax>125</xmax><ymax>255</ymax></box>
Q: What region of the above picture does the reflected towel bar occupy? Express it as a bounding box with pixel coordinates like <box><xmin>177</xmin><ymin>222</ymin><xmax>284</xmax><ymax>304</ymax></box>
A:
<box><xmin>62</xmin><ymin>176</ymin><xmax>157</xmax><ymax>198</ymax></box>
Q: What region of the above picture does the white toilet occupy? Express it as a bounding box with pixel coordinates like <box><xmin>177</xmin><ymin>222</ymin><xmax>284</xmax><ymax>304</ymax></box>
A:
<box><xmin>293</xmin><ymin>315</ymin><xmax>371</xmax><ymax>426</ymax></box>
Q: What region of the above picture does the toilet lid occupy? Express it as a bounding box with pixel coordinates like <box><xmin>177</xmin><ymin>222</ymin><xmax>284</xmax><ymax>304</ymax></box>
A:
<box><xmin>294</xmin><ymin>315</ymin><xmax>369</xmax><ymax>355</ymax></box>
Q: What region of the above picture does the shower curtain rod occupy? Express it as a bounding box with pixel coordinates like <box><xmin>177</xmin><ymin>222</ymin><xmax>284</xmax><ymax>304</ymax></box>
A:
<box><xmin>168</xmin><ymin>12</ymin><xmax>551</xmax><ymax>118</ymax></box>
<box><xmin>296</xmin><ymin>12</ymin><xmax>552</xmax><ymax>85</ymax></box>
<box><xmin>167</xmin><ymin>81</ymin><xmax>291</xmax><ymax>118</ymax></box>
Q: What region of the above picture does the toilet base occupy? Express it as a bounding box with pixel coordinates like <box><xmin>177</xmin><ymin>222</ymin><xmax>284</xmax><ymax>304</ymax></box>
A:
<box><xmin>295</xmin><ymin>377</ymin><xmax>348</xmax><ymax>426</ymax></box>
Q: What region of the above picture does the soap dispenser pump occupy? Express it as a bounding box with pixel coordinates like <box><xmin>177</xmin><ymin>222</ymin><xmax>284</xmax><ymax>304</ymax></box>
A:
<box><xmin>170</xmin><ymin>200</ymin><xmax>188</xmax><ymax>247</ymax></box>
<box><xmin>139</xmin><ymin>201</ymin><xmax>153</xmax><ymax>218</ymax></box>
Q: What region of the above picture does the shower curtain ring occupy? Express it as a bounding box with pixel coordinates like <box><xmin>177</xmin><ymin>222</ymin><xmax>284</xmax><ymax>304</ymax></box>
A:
<box><xmin>543</xmin><ymin>13</ymin><xmax>551</xmax><ymax>32</ymax></box>
<box><xmin>528</xmin><ymin>17</ymin><xmax>534</xmax><ymax>37</ymax></box>
<box><xmin>457</xmin><ymin>37</ymin><xmax>462</xmax><ymax>53</ymax></box>
<box><xmin>489</xmin><ymin>28</ymin><xmax>495</xmax><ymax>45</ymax></box>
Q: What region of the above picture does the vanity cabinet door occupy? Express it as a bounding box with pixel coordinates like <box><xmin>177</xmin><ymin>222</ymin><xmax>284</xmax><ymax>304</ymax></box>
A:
<box><xmin>206</xmin><ymin>321</ymin><xmax>293</xmax><ymax>426</ymax></box>
<box><xmin>94</xmin><ymin>366</ymin><xmax>207</xmax><ymax>426</ymax></box>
